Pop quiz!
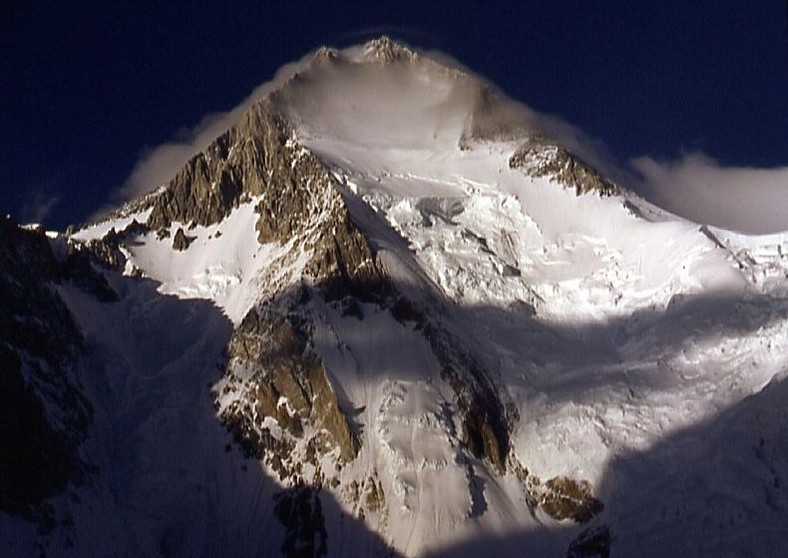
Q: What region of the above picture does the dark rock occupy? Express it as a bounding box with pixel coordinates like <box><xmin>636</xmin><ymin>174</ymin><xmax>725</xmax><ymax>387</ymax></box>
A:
<box><xmin>334</xmin><ymin>296</ymin><xmax>364</xmax><ymax>320</ymax></box>
<box><xmin>363</xmin><ymin>36</ymin><xmax>419</xmax><ymax>64</ymax></box>
<box><xmin>509</xmin><ymin>136</ymin><xmax>617</xmax><ymax>197</ymax></box>
<box><xmin>119</xmin><ymin>218</ymin><xmax>149</xmax><ymax>238</ymax></box>
<box><xmin>172</xmin><ymin>227</ymin><xmax>196</xmax><ymax>251</ymax></box>
<box><xmin>221</xmin><ymin>308</ymin><xmax>359</xmax><ymax>477</ymax></box>
<box><xmin>60</xmin><ymin>249</ymin><xmax>119</xmax><ymax>302</ymax></box>
<box><xmin>566</xmin><ymin>525</ymin><xmax>612</xmax><ymax>558</ymax></box>
<box><xmin>274</xmin><ymin>486</ymin><xmax>328</xmax><ymax>558</ymax></box>
<box><xmin>462</xmin><ymin>405</ymin><xmax>507</xmax><ymax>474</ymax></box>
<box><xmin>303</xmin><ymin>210</ymin><xmax>387</xmax><ymax>303</ymax></box>
<box><xmin>0</xmin><ymin>347</ymin><xmax>76</xmax><ymax>516</ymax></box>
<box><xmin>80</xmin><ymin>221</ymin><xmax>147</xmax><ymax>270</ymax></box>
<box><xmin>539</xmin><ymin>477</ymin><xmax>604</xmax><ymax>523</ymax></box>
<box><xmin>146</xmin><ymin>99</ymin><xmax>292</xmax><ymax>230</ymax></box>
<box><xmin>364</xmin><ymin>473</ymin><xmax>385</xmax><ymax>513</ymax></box>
<box><xmin>419</xmin><ymin>321</ymin><xmax>514</xmax><ymax>474</ymax></box>
<box><xmin>0</xmin><ymin>216</ymin><xmax>91</xmax><ymax>517</ymax></box>
<box><xmin>83</xmin><ymin>234</ymin><xmax>127</xmax><ymax>269</ymax></box>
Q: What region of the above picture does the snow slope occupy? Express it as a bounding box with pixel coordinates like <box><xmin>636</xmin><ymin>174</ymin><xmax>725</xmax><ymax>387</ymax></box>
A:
<box><xmin>283</xmin><ymin>42</ymin><xmax>788</xmax><ymax>554</ymax></box>
<box><xmin>9</xmin><ymin>39</ymin><xmax>788</xmax><ymax>557</ymax></box>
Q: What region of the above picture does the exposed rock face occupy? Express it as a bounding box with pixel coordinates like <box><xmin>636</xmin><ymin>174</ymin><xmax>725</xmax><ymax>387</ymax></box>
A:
<box><xmin>313</xmin><ymin>46</ymin><xmax>341</xmax><ymax>64</ymax></box>
<box><xmin>537</xmin><ymin>476</ymin><xmax>604</xmax><ymax>523</ymax></box>
<box><xmin>363</xmin><ymin>36</ymin><xmax>419</xmax><ymax>64</ymax></box>
<box><xmin>363</xmin><ymin>472</ymin><xmax>385</xmax><ymax>513</ymax></box>
<box><xmin>78</xmin><ymin>219</ymin><xmax>150</xmax><ymax>271</ymax></box>
<box><xmin>0</xmin><ymin>216</ymin><xmax>91</xmax><ymax>517</ymax></box>
<box><xmin>418</xmin><ymin>320</ymin><xmax>514</xmax><ymax>474</ymax></box>
<box><xmin>220</xmin><ymin>308</ymin><xmax>358</xmax><ymax>481</ymax></box>
<box><xmin>171</xmin><ymin>227</ymin><xmax>195</xmax><ymax>251</ymax></box>
<box><xmin>462</xmin><ymin>404</ymin><xmax>507</xmax><ymax>472</ymax></box>
<box><xmin>509</xmin><ymin>136</ymin><xmax>617</xmax><ymax>196</ymax></box>
<box><xmin>60</xmin><ymin>249</ymin><xmax>119</xmax><ymax>302</ymax></box>
<box><xmin>303</xmin><ymin>209</ymin><xmax>385</xmax><ymax>302</ymax></box>
<box><xmin>140</xmin><ymin>89</ymin><xmax>385</xmax><ymax>302</ymax></box>
<box><xmin>145</xmin><ymin>99</ymin><xmax>292</xmax><ymax>230</ymax></box>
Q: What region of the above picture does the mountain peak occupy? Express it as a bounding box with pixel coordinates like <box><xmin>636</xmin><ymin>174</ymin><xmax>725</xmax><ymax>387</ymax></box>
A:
<box><xmin>86</xmin><ymin>36</ymin><xmax>617</xmax><ymax>234</ymax></box>
<box><xmin>13</xmin><ymin>40</ymin><xmax>788</xmax><ymax>558</ymax></box>
<box><xmin>361</xmin><ymin>35</ymin><xmax>419</xmax><ymax>63</ymax></box>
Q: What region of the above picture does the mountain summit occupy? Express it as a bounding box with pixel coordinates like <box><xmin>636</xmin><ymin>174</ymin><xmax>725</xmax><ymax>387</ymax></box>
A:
<box><xmin>3</xmin><ymin>38</ymin><xmax>788</xmax><ymax>557</ymax></box>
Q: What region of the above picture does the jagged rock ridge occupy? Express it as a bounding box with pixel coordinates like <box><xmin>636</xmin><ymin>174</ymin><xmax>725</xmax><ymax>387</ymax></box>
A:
<box><xmin>0</xmin><ymin>218</ymin><xmax>95</xmax><ymax>520</ymax></box>
<box><xmin>509</xmin><ymin>135</ymin><xmax>617</xmax><ymax>196</ymax></box>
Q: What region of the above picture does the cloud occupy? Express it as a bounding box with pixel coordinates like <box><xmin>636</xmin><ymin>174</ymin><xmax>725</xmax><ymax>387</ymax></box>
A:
<box><xmin>107</xmin><ymin>38</ymin><xmax>787</xmax><ymax>237</ymax></box>
<box><xmin>110</xmin><ymin>39</ymin><xmax>620</xmax><ymax>209</ymax></box>
<box><xmin>632</xmin><ymin>153</ymin><xmax>788</xmax><ymax>234</ymax></box>
<box><xmin>109</xmin><ymin>52</ymin><xmax>319</xmax><ymax>206</ymax></box>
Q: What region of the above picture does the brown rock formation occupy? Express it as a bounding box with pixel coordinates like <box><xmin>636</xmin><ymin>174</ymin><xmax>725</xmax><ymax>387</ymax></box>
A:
<box><xmin>509</xmin><ymin>136</ymin><xmax>617</xmax><ymax>196</ymax></box>
<box><xmin>223</xmin><ymin>308</ymin><xmax>358</xmax><ymax>469</ymax></box>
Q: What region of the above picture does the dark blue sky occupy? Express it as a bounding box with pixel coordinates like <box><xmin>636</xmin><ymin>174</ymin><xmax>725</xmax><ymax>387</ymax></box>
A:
<box><xmin>2</xmin><ymin>0</ymin><xmax>787</xmax><ymax>229</ymax></box>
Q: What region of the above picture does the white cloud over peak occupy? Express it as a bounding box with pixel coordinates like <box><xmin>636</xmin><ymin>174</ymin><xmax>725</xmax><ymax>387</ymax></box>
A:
<box><xmin>106</xmin><ymin>39</ymin><xmax>788</xmax><ymax>236</ymax></box>
<box><xmin>633</xmin><ymin>153</ymin><xmax>788</xmax><ymax>234</ymax></box>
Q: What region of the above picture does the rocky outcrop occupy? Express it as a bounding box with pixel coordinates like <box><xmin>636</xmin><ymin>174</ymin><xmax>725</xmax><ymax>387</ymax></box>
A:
<box><xmin>171</xmin><ymin>227</ymin><xmax>195</xmax><ymax>251</ymax></box>
<box><xmin>461</xmin><ymin>404</ymin><xmax>508</xmax><ymax>473</ymax></box>
<box><xmin>303</xmin><ymin>209</ymin><xmax>386</xmax><ymax>302</ymax></box>
<box><xmin>219</xmin><ymin>308</ymin><xmax>358</xmax><ymax>482</ymax></box>
<box><xmin>0</xmin><ymin>216</ymin><xmax>92</xmax><ymax>517</ymax></box>
<box><xmin>145</xmin><ymin>99</ymin><xmax>292</xmax><ymax>230</ymax></box>
<box><xmin>60</xmin><ymin>249</ymin><xmax>119</xmax><ymax>302</ymax></box>
<box><xmin>363</xmin><ymin>36</ymin><xmax>419</xmax><ymax>64</ymax></box>
<box><xmin>536</xmin><ymin>476</ymin><xmax>604</xmax><ymax>523</ymax></box>
<box><xmin>363</xmin><ymin>473</ymin><xmax>386</xmax><ymax>514</ymax></box>
<box><xmin>415</xmin><ymin>320</ymin><xmax>514</xmax><ymax>474</ymax></box>
<box><xmin>509</xmin><ymin>136</ymin><xmax>617</xmax><ymax>196</ymax></box>
<box><xmin>77</xmin><ymin>219</ymin><xmax>149</xmax><ymax>271</ymax></box>
<box><xmin>140</xmin><ymin>88</ymin><xmax>386</xmax><ymax>303</ymax></box>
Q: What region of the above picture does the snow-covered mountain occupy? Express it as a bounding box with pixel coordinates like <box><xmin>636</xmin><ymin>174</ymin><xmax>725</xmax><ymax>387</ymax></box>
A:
<box><xmin>3</xmin><ymin>37</ymin><xmax>788</xmax><ymax>557</ymax></box>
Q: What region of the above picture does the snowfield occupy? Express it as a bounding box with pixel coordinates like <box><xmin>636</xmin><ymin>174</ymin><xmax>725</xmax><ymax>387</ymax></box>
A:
<box><xmin>8</xmin><ymin>39</ymin><xmax>788</xmax><ymax>557</ymax></box>
<box><xmin>291</xmin><ymin>48</ymin><xmax>788</xmax><ymax>553</ymax></box>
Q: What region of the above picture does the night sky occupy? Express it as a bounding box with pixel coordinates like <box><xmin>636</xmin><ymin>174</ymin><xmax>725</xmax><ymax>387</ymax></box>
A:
<box><xmin>2</xmin><ymin>0</ymin><xmax>787</xmax><ymax>230</ymax></box>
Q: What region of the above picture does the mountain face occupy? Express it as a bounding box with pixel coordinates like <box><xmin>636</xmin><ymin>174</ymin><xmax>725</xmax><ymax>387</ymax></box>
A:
<box><xmin>3</xmin><ymin>37</ymin><xmax>788</xmax><ymax>557</ymax></box>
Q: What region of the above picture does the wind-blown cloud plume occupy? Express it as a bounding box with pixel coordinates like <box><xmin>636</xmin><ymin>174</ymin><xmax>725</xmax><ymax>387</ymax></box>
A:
<box><xmin>112</xmin><ymin>39</ymin><xmax>616</xmax><ymax>204</ymax></box>
<box><xmin>109</xmin><ymin>38</ymin><xmax>787</xmax><ymax>236</ymax></box>
<box><xmin>110</xmin><ymin>53</ymin><xmax>319</xmax><ymax>204</ymax></box>
<box><xmin>633</xmin><ymin>153</ymin><xmax>788</xmax><ymax>234</ymax></box>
